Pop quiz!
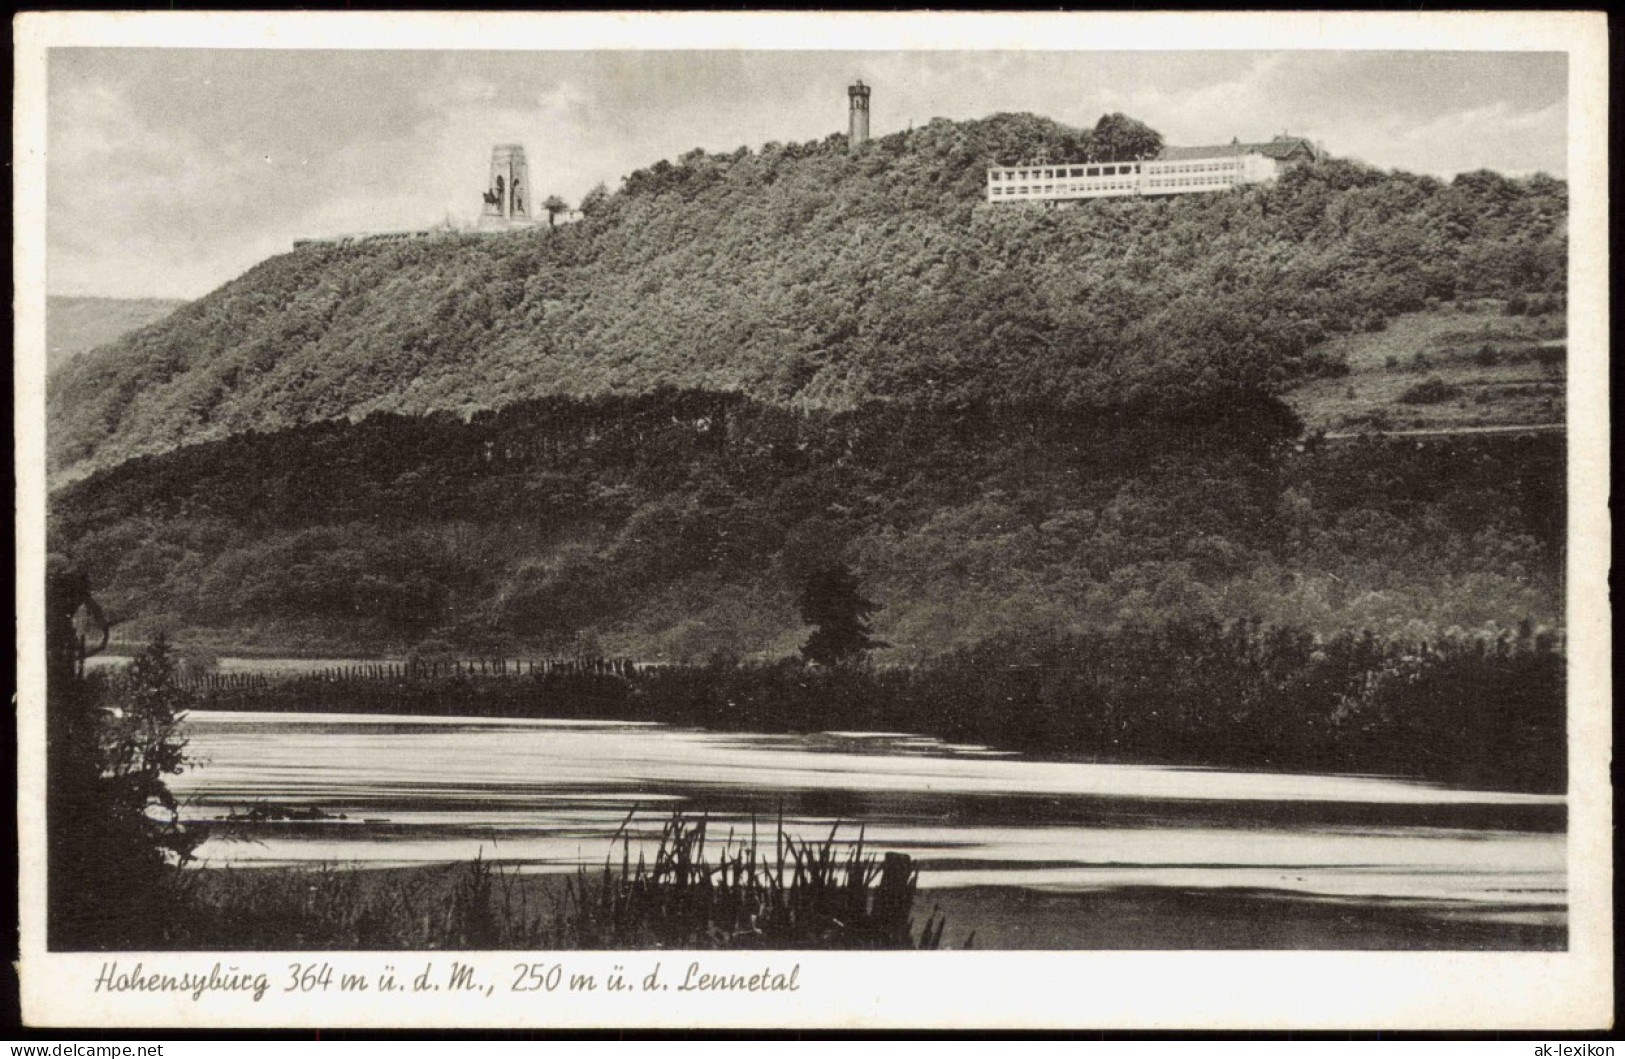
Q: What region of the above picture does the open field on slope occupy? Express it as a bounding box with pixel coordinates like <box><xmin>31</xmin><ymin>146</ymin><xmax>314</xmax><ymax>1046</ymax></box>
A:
<box><xmin>1287</xmin><ymin>300</ymin><xmax>1565</xmax><ymax>435</ymax></box>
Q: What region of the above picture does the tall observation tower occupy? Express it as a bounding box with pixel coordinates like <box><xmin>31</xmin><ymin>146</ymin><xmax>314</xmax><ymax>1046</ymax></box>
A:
<box><xmin>848</xmin><ymin>79</ymin><xmax>871</xmax><ymax>148</ymax></box>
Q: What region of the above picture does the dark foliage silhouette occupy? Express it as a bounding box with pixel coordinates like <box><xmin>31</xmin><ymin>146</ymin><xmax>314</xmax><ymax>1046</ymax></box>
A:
<box><xmin>49</xmin><ymin>390</ymin><xmax>1563</xmax><ymax>659</ymax></box>
<box><xmin>799</xmin><ymin>563</ymin><xmax>887</xmax><ymax>665</ymax></box>
<box><xmin>48</xmin><ymin>560</ymin><xmax>204</xmax><ymax>949</ymax></box>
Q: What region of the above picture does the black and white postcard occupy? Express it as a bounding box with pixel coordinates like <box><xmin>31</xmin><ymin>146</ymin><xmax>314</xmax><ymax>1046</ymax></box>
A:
<box><xmin>13</xmin><ymin>10</ymin><xmax>1611</xmax><ymax>1030</ymax></box>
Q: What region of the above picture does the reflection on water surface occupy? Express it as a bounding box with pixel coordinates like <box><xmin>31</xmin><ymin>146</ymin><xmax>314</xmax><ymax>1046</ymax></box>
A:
<box><xmin>172</xmin><ymin>711</ymin><xmax>1565</xmax><ymax>931</ymax></box>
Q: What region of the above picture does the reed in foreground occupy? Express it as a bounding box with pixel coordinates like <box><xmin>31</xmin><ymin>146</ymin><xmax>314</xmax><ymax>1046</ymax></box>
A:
<box><xmin>169</xmin><ymin>812</ymin><xmax>954</xmax><ymax>951</ymax></box>
<box><xmin>561</xmin><ymin>812</ymin><xmax>951</xmax><ymax>950</ymax></box>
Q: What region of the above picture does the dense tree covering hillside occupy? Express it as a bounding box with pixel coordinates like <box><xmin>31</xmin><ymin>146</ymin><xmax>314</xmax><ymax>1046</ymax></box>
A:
<box><xmin>50</xmin><ymin>390</ymin><xmax>1562</xmax><ymax>661</ymax></box>
<box><xmin>48</xmin><ymin>113</ymin><xmax>1565</xmax><ymax>479</ymax></box>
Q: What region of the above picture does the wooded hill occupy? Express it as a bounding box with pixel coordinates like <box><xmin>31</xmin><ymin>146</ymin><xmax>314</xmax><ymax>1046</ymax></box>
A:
<box><xmin>50</xmin><ymin>390</ymin><xmax>1563</xmax><ymax>661</ymax></box>
<box><xmin>48</xmin><ymin>113</ymin><xmax>1566</xmax><ymax>480</ymax></box>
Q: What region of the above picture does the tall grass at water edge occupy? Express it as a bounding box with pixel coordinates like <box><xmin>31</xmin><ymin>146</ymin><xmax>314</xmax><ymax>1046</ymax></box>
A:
<box><xmin>170</xmin><ymin>812</ymin><xmax>954</xmax><ymax>951</ymax></box>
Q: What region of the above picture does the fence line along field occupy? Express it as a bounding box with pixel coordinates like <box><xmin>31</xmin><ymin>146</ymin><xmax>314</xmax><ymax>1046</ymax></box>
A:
<box><xmin>180</xmin><ymin>655</ymin><xmax>649</xmax><ymax>692</ymax></box>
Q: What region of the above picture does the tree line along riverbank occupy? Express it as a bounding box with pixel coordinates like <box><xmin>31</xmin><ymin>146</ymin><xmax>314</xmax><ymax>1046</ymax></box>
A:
<box><xmin>190</xmin><ymin>617</ymin><xmax>1564</xmax><ymax>795</ymax></box>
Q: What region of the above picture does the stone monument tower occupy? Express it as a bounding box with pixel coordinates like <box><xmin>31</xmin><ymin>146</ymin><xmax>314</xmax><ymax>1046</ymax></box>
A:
<box><xmin>847</xmin><ymin>79</ymin><xmax>871</xmax><ymax>148</ymax></box>
<box><xmin>482</xmin><ymin>144</ymin><xmax>531</xmax><ymax>222</ymax></box>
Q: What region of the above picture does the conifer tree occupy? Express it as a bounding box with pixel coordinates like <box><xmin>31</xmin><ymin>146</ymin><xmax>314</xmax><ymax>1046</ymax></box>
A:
<box><xmin>798</xmin><ymin>563</ymin><xmax>887</xmax><ymax>666</ymax></box>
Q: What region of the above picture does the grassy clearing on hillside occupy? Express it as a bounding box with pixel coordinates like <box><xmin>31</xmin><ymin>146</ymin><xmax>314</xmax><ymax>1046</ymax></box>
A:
<box><xmin>1287</xmin><ymin>300</ymin><xmax>1565</xmax><ymax>434</ymax></box>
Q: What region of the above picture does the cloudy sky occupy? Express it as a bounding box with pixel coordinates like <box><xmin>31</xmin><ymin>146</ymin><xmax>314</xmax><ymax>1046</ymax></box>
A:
<box><xmin>47</xmin><ymin>49</ymin><xmax>1567</xmax><ymax>299</ymax></box>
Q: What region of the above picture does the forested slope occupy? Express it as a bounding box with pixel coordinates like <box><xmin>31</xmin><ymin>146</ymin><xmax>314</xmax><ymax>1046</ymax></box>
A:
<box><xmin>50</xmin><ymin>390</ymin><xmax>1563</xmax><ymax>660</ymax></box>
<box><xmin>48</xmin><ymin>113</ymin><xmax>1566</xmax><ymax>479</ymax></box>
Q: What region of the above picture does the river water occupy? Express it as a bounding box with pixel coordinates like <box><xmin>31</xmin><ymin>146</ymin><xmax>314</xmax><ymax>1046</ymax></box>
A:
<box><xmin>170</xmin><ymin>710</ymin><xmax>1566</xmax><ymax>946</ymax></box>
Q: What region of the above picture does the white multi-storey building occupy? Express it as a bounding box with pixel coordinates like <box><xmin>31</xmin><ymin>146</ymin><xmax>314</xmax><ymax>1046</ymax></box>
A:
<box><xmin>987</xmin><ymin>136</ymin><xmax>1321</xmax><ymax>205</ymax></box>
